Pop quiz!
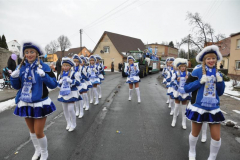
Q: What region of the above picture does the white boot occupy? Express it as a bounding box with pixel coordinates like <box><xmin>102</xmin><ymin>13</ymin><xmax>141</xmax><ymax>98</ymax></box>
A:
<box><xmin>170</xmin><ymin>99</ymin><xmax>175</xmax><ymax>115</ymax></box>
<box><xmin>166</xmin><ymin>96</ymin><xmax>170</xmax><ymax>104</ymax></box>
<box><xmin>135</xmin><ymin>88</ymin><xmax>141</xmax><ymax>103</ymax></box>
<box><xmin>168</xmin><ymin>96</ymin><xmax>172</xmax><ymax>108</ymax></box>
<box><xmin>207</xmin><ymin>138</ymin><xmax>221</xmax><ymax>160</ymax></box>
<box><xmin>171</xmin><ymin>103</ymin><xmax>179</xmax><ymax>127</ymax></box>
<box><xmin>83</xmin><ymin>93</ymin><xmax>89</xmax><ymax>111</ymax></box>
<box><xmin>68</xmin><ymin>103</ymin><xmax>76</xmax><ymax>132</ymax></box>
<box><xmin>30</xmin><ymin>133</ymin><xmax>41</xmax><ymax>160</ymax></box>
<box><xmin>201</xmin><ymin>123</ymin><xmax>207</xmax><ymax>142</ymax></box>
<box><xmin>189</xmin><ymin>132</ymin><xmax>199</xmax><ymax>160</ymax></box>
<box><xmin>38</xmin><ymin>136</ymin><xmax>48</xmax><ymax>160</ymax></box>
<box><xmin>93</xmin><ymin>88</ymin><xmax>99</xmax><ymax>105</ymax></box>
<box><xmin>89</xmin><ymin>88</ymin><xmax>93</xmax><ymax>104</ymax></box>
<box><xmin>98</xmin><ymin>85</ymin><xmax>102</xmax><ymax>99</ymax></box>
<box><xmin>128</xmin><ymin>89</ymin><xmax>132</xmax><ymax>101</ymax></box>
<box><xmin>75</xmin><ymin>101</ymin><xmax>80</xmax><ymax>117</ymax></box>
<box><xmin>78</xmin><ymin>100</ymin><xmax>84</xmax><ymax>118</ymax></box>
<box><xmin>182</xmin><ymin>104</ymin><xmax>187</xmax><ymax>129</ymax></box>
<box><xmin>62</xmin><ymin>103</ymin><xmax>71</xmax><ymax>130</ymax></box>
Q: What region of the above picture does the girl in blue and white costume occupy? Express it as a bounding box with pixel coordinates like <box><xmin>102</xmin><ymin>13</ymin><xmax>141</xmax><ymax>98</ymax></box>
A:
<box><xmin>72</xmin><ymin>54</ymin><xmax>85</xmax><ymax>118</ymax></box>
<box><xmin>80</xmin><ymin>55</ymin><xmax>91</xmax><ymax>110</ymax></box>
<box><xmin>171</xmin><ymin>58</ymin><xmax>191</xmax><ymax>129</ymax></box>
<box><xmin>165</xmin><ymin>57</ymin><xmax>175</xmax><ymax>114</ymax></box>
<box><xmin>125</xmin><ymin>56</ymin><xmax>141</xmax><ymax>103</ymax></box>
<box><xmin>95</xmin><ymin>55</ymin><xmax>104</xmax><ymax>99</ymax></box>
<box><xmin>162</xmin><ymin>59</ymin><xmax>169</xmax><ymax>86</ymax></box>
<box><xmin>10</xmin><ymin>42</ymin><xmax>58</xmax><ymax>160</ymax></box>
<box><xmin>88</xmin><ymin>55</ymin><xmax>101</xmax><ymax>105</ymax></box>
<box><xmin>58</xmin><ymin>57</ymin><xmax>80</xmax><ymax>132</ymax></box>
<box><xmin>184</xmin><ymin>45</ymin><xmax>225</xmax><ymax>160</ymax></box>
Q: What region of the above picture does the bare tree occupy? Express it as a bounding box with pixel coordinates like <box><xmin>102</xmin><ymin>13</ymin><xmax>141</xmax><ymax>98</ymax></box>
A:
<box><xmin>179</xmin><ymin>12</ymin><xmax>226</xmax><ymax>51</ymax></box>
<box><xmin>45</xmin><ymin>40</ymin><xmax>59</xmax><ymax>55</ymax></box>
<box><xmin>57</xmin><ymin>35</ymin><xmax>71</xmax><ymax>58</ymax></box>
<box><xmin>45</xmin><ymin>44</ymin><xmax>51</xmax><ymax>54</ymax></box>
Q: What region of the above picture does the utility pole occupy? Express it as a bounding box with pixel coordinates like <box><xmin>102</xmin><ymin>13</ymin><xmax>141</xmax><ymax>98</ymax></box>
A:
<box><xmin>80</xmin><ymin>29</ymin><xmax>82</xmax><ymax>55</ymax></box>
<box><xmin>188</xmin><ymin>34</ymin><xmax>190</xmax><ymax>60</ymax></box>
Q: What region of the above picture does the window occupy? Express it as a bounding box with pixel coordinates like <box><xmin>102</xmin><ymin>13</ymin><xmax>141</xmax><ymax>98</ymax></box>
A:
<box><xmin>237</xmin><ymin>39</ymin><xmax>240</xmax><ymax>49</ymax></box>
<box><xmin>103</xmin><ymin>46</ymin><xmax>110</xmax><ymax>53</ymax></box>
<box><xmin>236</xmin><ymin>61</ymin><xmax>240</xmax><ymax>70</ymax></box>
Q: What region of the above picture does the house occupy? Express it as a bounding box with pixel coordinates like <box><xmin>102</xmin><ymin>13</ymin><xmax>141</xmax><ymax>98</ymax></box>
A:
<box><xmin>229</xmin><ymin>32</ymin><xmax>240</xmax><ymax>75</ymax></box>
<box><xmin>92</xmin><ymin>31</ymin><xmax>146</xmax><ymax>70</ymax></box>
<box><xmin>48</xmin><ymin>47</ymin><xmax>91</xmax><ymax>62</ymax></box>
<box><xmin>146</xmin><ymin>43</ymin><xmax>178</xmax><ymax>60</ymax></box>
<box><xmin>7</xmin><ymin>40</ymin><xmax>21</xmax><ymax>56</ymax></box>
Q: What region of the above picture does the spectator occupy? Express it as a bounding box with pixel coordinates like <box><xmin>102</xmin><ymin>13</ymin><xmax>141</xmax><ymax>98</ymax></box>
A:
<box><xmin>7</xmin><ymin>53</ymin><xmax>17</xmax><ymax>73</ymax></box>
<box><xmin>220</xmin><ymin>63</ymin><xmax>223</xmax><ymax>69</ymax></box>
<box><xmin>55</xmin><ymin>57</ymin><xmax>62</xmax><ymax>80</ymax></box>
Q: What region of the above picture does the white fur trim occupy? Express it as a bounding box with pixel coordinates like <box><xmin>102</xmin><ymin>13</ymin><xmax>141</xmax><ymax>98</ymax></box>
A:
<box><xmin>173</xmin><ymin>58</ymin><xmax>188</xmax><ymax>68</ymax></box>
<box><xmin>196</xmin><ymin>45</ymin><xmax>222</xmax><ymax>63</ymax></box>
<box><xmin>62</xmin><ymin>57</ymin><xmax>76</xmax><ymax>66</ymax></box>
<box><xmin>187</xmin><ymin>103</ymin><xmax>221</xmax><ymax>115</ymax></box>
<box><xmin>17</xmin><ymin>97</ymin><xmax>52</xmax><ymax>108</ymax></box>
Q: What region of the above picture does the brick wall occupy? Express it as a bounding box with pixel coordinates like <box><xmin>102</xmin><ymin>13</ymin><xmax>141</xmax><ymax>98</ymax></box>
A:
<box><xmin>0</xmin><ymin>47</ymin><xmax>12</xmax><ymax>78</ymax></box>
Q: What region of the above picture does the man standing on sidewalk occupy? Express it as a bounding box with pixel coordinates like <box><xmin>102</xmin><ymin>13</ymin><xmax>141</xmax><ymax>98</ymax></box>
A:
<box><xmin>55</xmin><ymin>57</ymin><xmax>62</xmax><ymax>80</ymax></box>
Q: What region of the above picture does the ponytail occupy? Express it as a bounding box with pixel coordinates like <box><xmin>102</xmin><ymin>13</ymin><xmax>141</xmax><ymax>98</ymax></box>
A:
<box><xmin>18</xmin><ymin>56</ymin><xmax>26</xmax><ymax>70</ymax></box>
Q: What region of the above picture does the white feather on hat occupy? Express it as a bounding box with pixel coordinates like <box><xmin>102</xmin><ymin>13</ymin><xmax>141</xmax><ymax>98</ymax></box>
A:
<box><xmin>173</xmin><ymin>58</ymin><xmax>188</xmax><ymax>68</ymax></box>
<box><xmin>196</xmin><ymin>45</ymin><xmax>222</xmax><ymax>63</ymax></box>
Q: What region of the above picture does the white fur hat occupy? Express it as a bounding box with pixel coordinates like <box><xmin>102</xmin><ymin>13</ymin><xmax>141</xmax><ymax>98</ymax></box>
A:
<box><xmin>61</xmin><ymin>57</ymin><xmax>75</xmax><ymax>67</ymax></box>
<box><xmin>127</xmin><ymin>56</ymin><xmax>135</xmax><ymax>62</ymax></box>
<box><xmin>173</xmin><ymin>58</ymin><xmax>188</xmax><ymax>68</ymax></box>
<box><xmin>196</xmin><ymin>45</ymin><xmax>222</xmax><ymax>63</ymax></box>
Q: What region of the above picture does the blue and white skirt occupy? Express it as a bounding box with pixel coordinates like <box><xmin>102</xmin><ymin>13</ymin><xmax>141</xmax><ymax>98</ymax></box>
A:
<box><xmin>172</xmin><ymin>89</ymin><xmax>191</xmax><ymax>101</ymax></box>
<box><xmin>14</xmin><ymin>97</ymin><xmax>56</xmax><ymax>118</ymax></box>
<box><xmin>85</xmin><ymin>79</ymin><xmax>93</xmax><ymax>88</ymax></box>
<box><xmin>185</xmin><ymin>103</ymin><xmax>225</xmax><ymax>123</ymax></box>
<box><xmin>58</xmin><ymin>90</ymin><xmax>79</xmax><ymax>103</ymax></box>
<box><xmin>90</xmin><ymin>77</ymin><xmax>101</xmax><ymax>85</ymax></box>
<box><xmin>126</xmin><ymin>76</ymin><xmax>140</xmax><ymax>84</ymax></box>
<box><xmin>167</xmin><ymin>86</ymin><xmax>174</xmax><ymax>96</ymax></box>
<box><xmin>98</xmin><ymin>74</ymin><xmax>104</xmax><ymax>81</ymax></box>
<box><xmin>78</xmin><ymin>83</ymin><xmax>88</xmax><ymax>93</ymax></box>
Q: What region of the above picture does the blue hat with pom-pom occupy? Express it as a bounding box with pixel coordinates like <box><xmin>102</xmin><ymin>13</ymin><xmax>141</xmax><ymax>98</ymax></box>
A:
<box><xmin>72</xmin><ymin>54</ymin><xmax>82</xmax><ymax>63</ymax></box>
<box><xmin>23</xmin><ymin>42</ymin><xmax>43</xmax><ymax>56</ymax></box>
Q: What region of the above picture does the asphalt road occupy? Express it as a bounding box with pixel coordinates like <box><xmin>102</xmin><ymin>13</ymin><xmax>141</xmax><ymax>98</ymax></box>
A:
<box><xmin>0</xmin><ymin>72</ymin><xmax>239</xmax><ymax>160</ymax></box>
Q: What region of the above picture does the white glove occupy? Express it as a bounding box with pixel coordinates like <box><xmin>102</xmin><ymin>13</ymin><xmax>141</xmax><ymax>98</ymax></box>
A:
<box><xmin>36</xmin><ymin>68</ymin><xmax>45</xmax><ymax>77</ymax></box>
<box><xmin>66</xmin><ymin>77</ymin><xmax>73</xmax><ymax>83</ymax></box>
<box><xmin>93</xmin><ymin>68</ymin><xmax>97</xmax><ymax>72</ymax></box>
<box><xmin>11</xmin><ymin>69</ymin><xmax>20</xmax><ymax>78</ymax></box>
<box><xmin>59</xmin><ymin>79</ymin><xmax>63</xmax><ymax>84</ymax></box>
<box><xmin>8</xmin><ymin>70</ymin><xmax>12</xmax><ymax>74</ymax></box>
<box><xmin>216</xmin><ymin>72</ymin><xmax>223</xmax><ymax>82</ymax></box>
<box><xmin>200</xmin><ymin>75</ymin><xmax>207</xmax><ymax>84</ymax></box>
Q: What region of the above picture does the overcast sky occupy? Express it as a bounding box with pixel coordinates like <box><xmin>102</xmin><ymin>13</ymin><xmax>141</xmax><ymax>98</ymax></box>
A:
<box><xmin>0</xmin><ymin>0</ymin><xmax>239</xmax><ymax>53</ymax></box>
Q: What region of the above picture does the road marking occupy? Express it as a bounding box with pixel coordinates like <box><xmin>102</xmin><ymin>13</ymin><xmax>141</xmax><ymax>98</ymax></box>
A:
<box><xmin>233</xmin><ymin>110</ymin><xmax>240</xmax><ymax>115</ymax></box>
<box><xmin>220</xmin><ymin>109</ymin><xmax>227</xmax><ymax>114</ymax></box>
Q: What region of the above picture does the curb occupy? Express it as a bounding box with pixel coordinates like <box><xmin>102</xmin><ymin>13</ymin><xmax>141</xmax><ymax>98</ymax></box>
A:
<box><xmin>0</xmin><ymin>96</ymin><xmax>16</xmax><ymax>103</ymax></box>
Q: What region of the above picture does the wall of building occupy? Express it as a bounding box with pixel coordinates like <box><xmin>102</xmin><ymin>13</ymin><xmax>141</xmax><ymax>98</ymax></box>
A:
<box><xmin>78</xmin><ymin>48</ymin><xmax>91</xmax><ymax>57</ymax></box>
<box><xmin>7</xmin><ymin>41</ymin><xmax>21</xmax><ymax>56</ymax></box>
<box><xmin>92</xmin><ymin>34</ymin><xmax>123</xmax><ymax>71</ymax></box>
<box><xmin>0</xmin><ymin>47</ymin><xmax>12</xmax><ymax>77</ymax></box>
<box><xmin>229</xmin><ymin>34</ymin><xmax>240</xmax><ymax>75</ymax></box>
<box><xmin>147</xmin><ymin>44</ymin><xmax>178</xmax><ymax>60</ymax></box>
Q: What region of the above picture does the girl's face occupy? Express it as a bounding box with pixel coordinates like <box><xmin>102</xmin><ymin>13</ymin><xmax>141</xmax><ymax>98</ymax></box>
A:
<box><xmin>90</xmin><ymin>59</ymin><xmax>95</xmax><ymax>65</ymax></box>
<box><xmin>73</xmin><ymin>59</ymin><xmax>80</xmax><ymax>66</ymax></box>
<box><xmin>128</xmin><ymin>59</ymin><xmax>133</xmax><ymax>65</ymax></box>
<box><xmin>179</xmin><ymin>65</ymin><xmax>186</xmax><ymax>72</ymax></box>
<box><xmin>62</xmin><ymin>63</ymin><xmax>71</xmax><ymax>72</ymax></box>
<box><xmin>80</xmin><ymin>60</ymin><xmax>85</xmax><ymax>66</ymax></box>
<box><xmin>169</xmin><ymin>61</ymin><xmax>173</xmax><ymax>67</ymax></box>
<box><xmin>96</xmin><ymin>59</ymin><xmax>100</xmax><ymax>63</ymax></box>
<box><xmin>24</xmin><ymin>48</ymin><xmax>38</xmax><ymax>63</ymax></box>
<box><xmin>204</xmin><ymin>54</ymin><xmax>217</xmax><ymax>68</ymax></box>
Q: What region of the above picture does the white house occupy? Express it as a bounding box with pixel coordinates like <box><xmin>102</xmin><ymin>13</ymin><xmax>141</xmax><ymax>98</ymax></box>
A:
<box><xmin>7</xmin><ymin>40</ymin><xmax>21</xmax><ymax>55</ymax></box>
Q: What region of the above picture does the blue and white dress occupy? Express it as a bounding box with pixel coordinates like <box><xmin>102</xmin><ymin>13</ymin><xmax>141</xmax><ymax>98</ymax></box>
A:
<box><xmin>162</xmin><ymin>67</ymin><xmax>168</xmax><ymax>85</ymax></box>
<box><xmin>11</xmin><ymin>60</ymin><xmax>58</xmax><ymax>118</ymax></box>
<box><xmin>96</xmin><ymin>62</ymin><xmax>104</xmax><ymax>81</ymax></box>
<box><xmin>125</xmin><ymin>64</ymin><xmax>140</xmax><ymax>84</ymax></box>
<box><xmin>88</xmin><ymin>64</ymin><xmax>101</xmax><ymax>85</ymax></box>
<box><xmin>184</xmin><ymin>66</ymin><xmax>225</xmax><ymax>123</ymax></box>
<box><xmin>83</xmin><ymin>66</ymin><xmax>92</xmax><ymax>89</ymax></box>
<box><xmin>166</xmin><ymin>68</ymin><xmax>176</xmax><ymax>96</ymax></box>
<box><xmin>58</xmin><ymin>71</ymin><xmax>81</xmax><ymax>102</ymax></box>
<box><xmin>74</xmin><ymin>66</ymin><xmax>88</xmax><ymax>93</ymax></box>
<box><xmin>172</xmin><ymin>71</ymin><xmax>191</xmax><ymax>101</ymax></box>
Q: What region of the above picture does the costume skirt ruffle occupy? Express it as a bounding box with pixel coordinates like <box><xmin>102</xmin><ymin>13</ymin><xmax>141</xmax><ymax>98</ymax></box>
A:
<box><xmin>85</xmin><ymin>80</ymin><xmax>93</xmax><ymax>88</ymax></box>
<box><xmin>77</xmin><ymin>83</ymin><xmax>88</xmax><ymax>93</ymax></box>
<box><xmin>58</xmin><ymin>90</ymin><xmax>79</xmax><ymax>102</ymax></box>
<box><xmin>185</xmin><ymin>103</ymin><xmax>225</xmax><ymax>123</ymax></box>
<box><xmin>172</xmin><ymin>90</ymin><xmax>191</xmax><ymax>101</ymax></box>
<box><xmin>14</xmin><ymin>97</ymin><xmax>56</xmax><ymax>118</ymax></box>
<box><xmin>167</xmin><ymin>86</ymin><xmax>174</xmax><ymax>95</ymax></box>
<box><xmin>126</xmin><ymin>76</ymin><xmax>140</xmax><ymax>84</ymax></box>
<box><xmin>98</xmin><ymin>74</ymin><xmax>104</xmax><ymax>81</ymax></box>
<box><xmin>90</xmin><ymin>77</ymin><xmax>101</xmax><ymax>85</ymax></box>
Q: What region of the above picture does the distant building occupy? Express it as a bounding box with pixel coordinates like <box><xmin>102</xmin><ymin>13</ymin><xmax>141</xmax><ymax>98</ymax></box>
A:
<box><xmin>146</xmin><ymin>43</ymin><xmax>178</xmax><ymax>60</ymax></box>
<box><xmin>92</xmin><ymin>31</ymin><xmax>145</xmax><ymax>70</ymax></box>
<box><xmin>0</xmin><ymin>47</ymin><xmax>12</xmax><ymax>77</ymax></box>
<box><xmin>7</xmin><ymin>40</ymin><xmax>21</xmax><ymax>56</ymax></box>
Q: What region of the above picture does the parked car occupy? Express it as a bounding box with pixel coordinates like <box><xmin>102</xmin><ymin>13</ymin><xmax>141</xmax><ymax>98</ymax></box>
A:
<box><xmin>160</xmin><ymin>61</ymin><xmax>165</xmax><ymax>71</ymax></box>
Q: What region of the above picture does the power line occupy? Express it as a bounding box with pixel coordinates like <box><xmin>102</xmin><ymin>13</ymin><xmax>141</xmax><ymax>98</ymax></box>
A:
<box><xmin>83</xmin><ymin>30</ymin><xmax>97</xmax><ymax>45</ymax></box>
<box><xmin>203</xmin><ymin>0</ymin><xmax>218</xmax><ymax>19</ymax></box>
<box><xmin>206</xmin><ymin>0</ymin><xmax>224</xmax><ymax>22</ymax></box>
<box><xmin>84</xmin><ymin>0</ymin><xmax>140</xmax><ymax>30</ymax></box>
<box><xmin>83</xmin><ymin>0</ymin><xmax>130</xmax><ymax>29</ymax></box>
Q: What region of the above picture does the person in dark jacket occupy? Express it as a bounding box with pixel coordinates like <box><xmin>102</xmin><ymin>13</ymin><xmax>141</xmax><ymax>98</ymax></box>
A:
<box><xmin>7</xmin><ymin>53</ymin><xmax>17</xmax><ymax>73</ymax></box>
<box><xmin>55</xmin><ymin>57</ymin><xmax>62</xmax><ymax>80</ymax></box>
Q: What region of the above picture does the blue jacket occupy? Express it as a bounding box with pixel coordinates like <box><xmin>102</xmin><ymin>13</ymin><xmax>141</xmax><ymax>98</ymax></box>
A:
<box><xmin>11</xmin><ymin>60</ymin><xmax>58</xmax><ymax>104</ymax></box>
<box><xmin>184</xmin><ymin>67</ymin><xmax>225</xmax><ymax>111</ymax></box>
<box><xmin>58</xmin><ymin>71</ymin><xmax>80</xmax><ymax>91</ymax></box>
<box><xmin>125</xmin><ymin>64</ymin><xmax>140</xmax><ymax>77</ymax></box>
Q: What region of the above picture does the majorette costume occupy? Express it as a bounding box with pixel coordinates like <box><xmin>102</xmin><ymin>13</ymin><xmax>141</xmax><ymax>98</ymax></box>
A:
<box><xmin>79</xmin><ymin>55</ymin><xmax>91</xmax><ymax>110</ymax></box>
<box><xmin>72</xmin><ymin>54</ymin><xmax>85</xmax><ymax>118</ymax></box>
<box><xmin>184</xmin><ymin>45</ymin><xmax>225</xmax><ymax>160</ymax></box>
<box><xmin>162</xmin><ymin>59</ymin><xmax>169</xmax><ymax>86</ymax></box>
<box><xmin>10</xmin><ymin>42</ymin><xmax>58</xmax><ymax>160</ymax></box>
<box><xmin>165</xmin><ymin>57</ymin><xmax>175</xmax><ymax>115</ymax></box>
<box><xmin>125</xmin><ymin>56</ymin><xmax>141</xmax><ymax>103</ymax></box>
<box><xmin>58</xmin><ymin>57</ymin><xmax>80</xmax><ymax>132</ymax></box>
<box><xmin>95</xmin><ymin>55</ymin><xmax>104</xmax><ymax>99</ymax></box>
<box><xmin>88</xmin><ymin>55</ymin><xmax>101</xmax><ymax>105</ymax></box>
<box><xmin>171</xmin><ymin>58</ymin><xmax>191</xmax><ymax>129</ymax></box>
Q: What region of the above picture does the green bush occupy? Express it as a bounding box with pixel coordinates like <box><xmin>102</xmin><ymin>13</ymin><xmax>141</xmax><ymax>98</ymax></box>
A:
<box><xmin>219</xmin><ymin>71</ymin><xmax>230</xmax><ymax>81</ymax></box>
<box><xmin>189</xmin><ymin>58</ymin><xmax>198</xmax><ymax>68</ymax></box>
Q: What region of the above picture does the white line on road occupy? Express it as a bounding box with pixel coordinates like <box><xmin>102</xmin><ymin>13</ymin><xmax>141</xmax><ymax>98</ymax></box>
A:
<box><xmin>221</xmin><ymin>109</ymin><xmax>227</xmax><ymax>114</ymax></box>
<box><xmin>232</xmin><ymin>110</ymin><xmax>240</xmax><ymax>115</ymax></box>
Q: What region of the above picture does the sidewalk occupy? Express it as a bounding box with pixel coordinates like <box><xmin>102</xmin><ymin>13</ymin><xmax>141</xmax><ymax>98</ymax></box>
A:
<box><xmin>0</xmin><ymin>88</ymin><xmax>17</xmax><ymax>102</ymax></box>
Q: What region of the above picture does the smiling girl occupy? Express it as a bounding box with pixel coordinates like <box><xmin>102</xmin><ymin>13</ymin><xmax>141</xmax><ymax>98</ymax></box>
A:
<box><xmin>184</xmin><ymin>45</ymin><xmax>225</xmax><ymax>160</ymax></box>
<box><xmin>10</xmin><ymin>42</ymin><xmax>58</xmax><ymax>160</ymax></box>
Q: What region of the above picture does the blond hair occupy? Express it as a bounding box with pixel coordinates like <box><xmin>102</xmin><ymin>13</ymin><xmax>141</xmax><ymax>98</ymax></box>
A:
<box><xmin>60</xmin><ymin>63</ymin><xmax>72</xmax><ymax>78</ymax></box>
<box><xmin>202</xmin><ymin>53</ymin><xmax>218</xmax><ymax>75</ymax></box>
